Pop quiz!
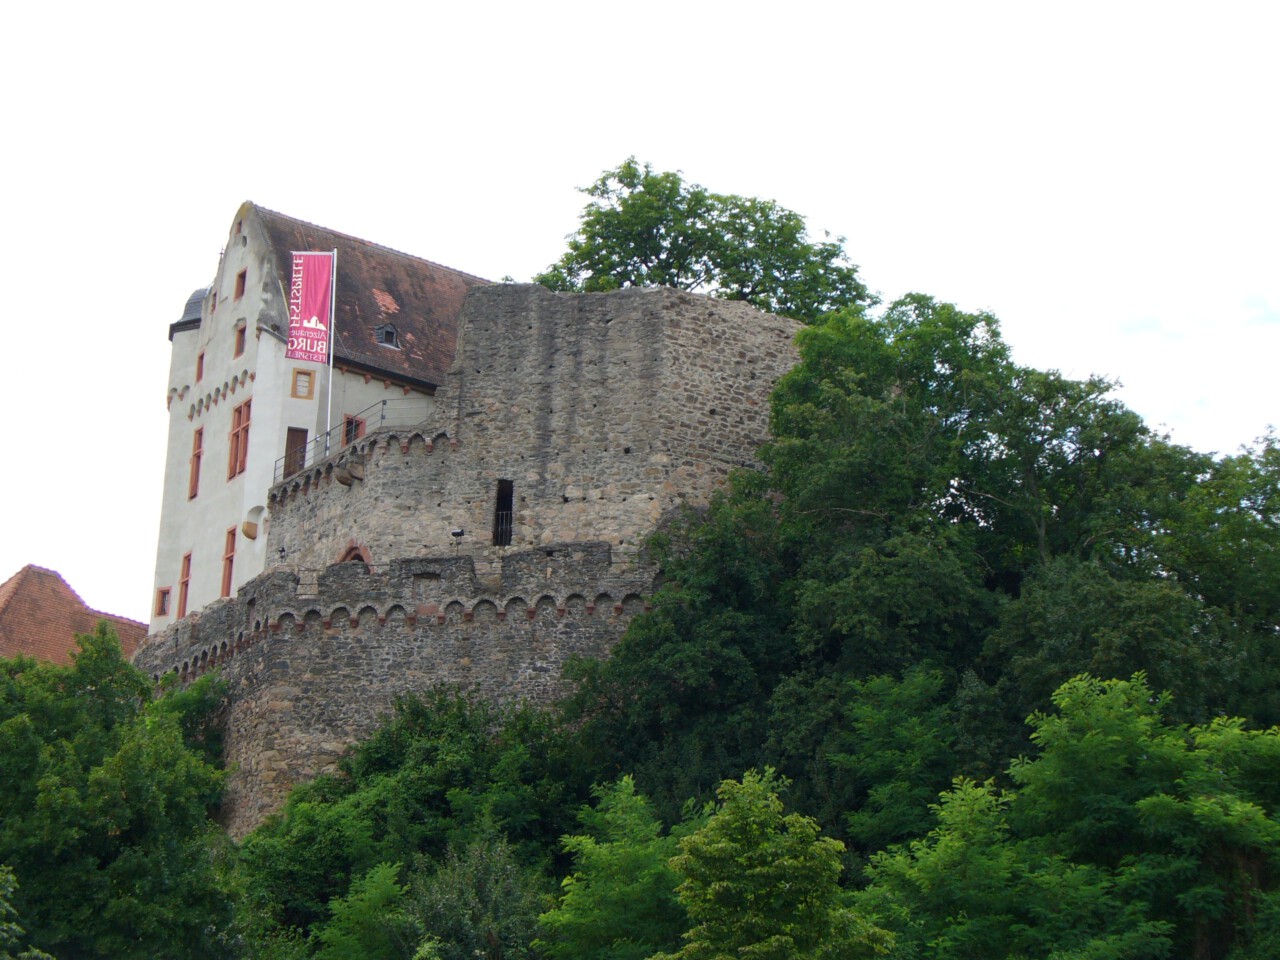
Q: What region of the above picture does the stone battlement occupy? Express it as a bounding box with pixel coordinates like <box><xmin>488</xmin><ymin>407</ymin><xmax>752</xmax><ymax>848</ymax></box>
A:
<box><xmin>135</xmin><ymin>542</ymin><xmax>656</xmax><ymax>835</ymax></box>
<box><xmin>136</xmin><ymin>542</ymin><xmax>652</xmax><ymax>684</ymax></box>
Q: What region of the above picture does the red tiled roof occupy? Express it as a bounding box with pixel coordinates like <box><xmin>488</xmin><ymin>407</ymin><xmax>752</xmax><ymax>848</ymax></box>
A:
<box><xmin>254</xmin><ymin>206</ymin><xmax>489</xmax><ymax>389</ymax></box>
<box><xmin>0</xmin><ymin>565</ymin><xmax>145</xmax><ymax>666</ymax></box>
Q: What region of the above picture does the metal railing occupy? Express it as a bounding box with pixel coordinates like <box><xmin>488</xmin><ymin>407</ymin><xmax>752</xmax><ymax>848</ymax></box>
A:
<box><xmin>493</xmin><ymin>510</ymin><xmax>513</xmax><ymax>547</ymax></box>
<box><xmin>274</xmin><ymin>398</ymin><xmax>431</xmax><ymax>483</ymax></box>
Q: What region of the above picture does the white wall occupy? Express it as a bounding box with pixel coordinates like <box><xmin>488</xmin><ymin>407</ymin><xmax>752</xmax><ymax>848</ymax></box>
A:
<box><xmin>150</xmin><ymin>209</ymin><xmax>436</xmax><ymax>633</ymax></box>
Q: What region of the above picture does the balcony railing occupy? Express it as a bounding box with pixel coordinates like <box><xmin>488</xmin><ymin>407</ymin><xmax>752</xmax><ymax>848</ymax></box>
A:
<box><xmin>274</xmin><ymin>398</ymin><xmax>430</xmax><ymax>483</ymax></box>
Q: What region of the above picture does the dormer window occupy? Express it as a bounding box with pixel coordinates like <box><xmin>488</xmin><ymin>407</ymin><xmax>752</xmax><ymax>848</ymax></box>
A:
<box><xmin>375</xmin><ymin>324</ymin><xmax>399</xmax><ymax>349</ymax></box>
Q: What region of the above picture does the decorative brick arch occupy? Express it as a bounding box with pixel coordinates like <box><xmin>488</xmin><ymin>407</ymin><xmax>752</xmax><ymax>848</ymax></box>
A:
<box><xmin>338</xmin><ymin>541</ymin><xmax>372</xmax><ymax>570</ymax></box>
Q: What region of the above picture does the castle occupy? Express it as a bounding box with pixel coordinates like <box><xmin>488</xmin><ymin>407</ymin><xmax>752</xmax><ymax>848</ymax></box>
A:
<box><xmin>133</xmin><ymin>204</ymin><xmax>800</xmax><ymax>834</ymax></box>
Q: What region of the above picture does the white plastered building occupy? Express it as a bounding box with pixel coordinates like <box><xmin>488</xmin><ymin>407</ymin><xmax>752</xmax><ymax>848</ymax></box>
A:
<box><xmin>149</xmin><ymin>202</ymin><xmax>487</xmax><ymax>632</ymax></box>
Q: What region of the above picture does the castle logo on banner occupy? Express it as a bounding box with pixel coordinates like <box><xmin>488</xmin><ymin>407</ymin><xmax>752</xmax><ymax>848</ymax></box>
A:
<box><xmin>286</xmin><ymin>251</ymin><xmax>334</xmax><ymax>363</ymax></box>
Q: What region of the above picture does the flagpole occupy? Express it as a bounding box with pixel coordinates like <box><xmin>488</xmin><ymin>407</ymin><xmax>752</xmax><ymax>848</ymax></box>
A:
<box><xmin>325</xmin><ymin>248</ymin><xmax>337</xmax><ymax>455</ymax></box>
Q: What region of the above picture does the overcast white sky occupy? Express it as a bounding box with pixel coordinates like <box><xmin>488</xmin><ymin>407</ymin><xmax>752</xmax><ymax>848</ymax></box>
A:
<box><xmin>1</xmin><ymin>2</ymin><xmax>1275</xmax><ymax>622</ymax></box>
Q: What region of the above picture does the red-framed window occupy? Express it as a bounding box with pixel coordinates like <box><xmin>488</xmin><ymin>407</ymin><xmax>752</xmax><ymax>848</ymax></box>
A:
<box><xmin>228</xmin><ymin>400</ymin><xmax>251</xmax><ymax>478</ymax></box>
<box><xmin>188</xmin><ymin>428</ymin><xmax>203</xmax><ymax>499</ymax></box>
<box><xmin>177</xmin><ymin>553</ymin><xmax>192</xmax><ymax>618</ymax></box>
<box><xmin>155</xmin><ymin>588</ymin><xmax>171</xmax><ymax>617</ymax></box>
<box><xmin>221</xmin><ymin>528</ymin><xmax>236</xmax><ymax>598</ymax></box>
<box><xmin>343</xmin><ymin>415</ymin><xmax>366</xmax><ymax>447</ymax></box>
<box><xmin>196</xmin><ymin>351</ymin><xmax>204</xmax><ymax>382</ymax></box>
<box><xmin>234</xmin><ymin>269</ymin><xmax>247</xmax><ymax>299</ymax></box>
<box><xmin>233</xmin><ymin>325</ymin><xmax>246</xmax><ymax>358</ymax></box>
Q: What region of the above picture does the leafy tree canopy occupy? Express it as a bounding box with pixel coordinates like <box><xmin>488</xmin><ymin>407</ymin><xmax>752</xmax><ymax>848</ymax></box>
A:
<box><xmin>537</xmin><ymin>776</ymin><xmax>692</xmax><ymax>960</ymax></box>
<box><xmin>863</xmin><ymin>674</ymin><xmax>1280</xmax><ymax>960</ymax></box>
<box><xmin>535</xmin><ymin>158</ymin><xmax>874</xmax><ymax>323</ymax></box>
<box><xmin>235</xmin><ymin>689</ymin><xmax>591</xmax><ymax>952</ymax></box>
<box><xmin>655</xmin><ymin>769</ymin><xmax>891</xmax><ymax>960</ymax></box>
<box><xmin>0</xmin><ymin>624</ymin><xmax>230</xmax><ymax>959</ymax></box>
<box><xmin>0</xmin><ymin>866</ymin><xmax>50</xmax><ymax>960</ymax></box>
<box><xmin>563</xmin><ymin>291</ymin><xmax>1280</xmax><ymax>841</ymax></box>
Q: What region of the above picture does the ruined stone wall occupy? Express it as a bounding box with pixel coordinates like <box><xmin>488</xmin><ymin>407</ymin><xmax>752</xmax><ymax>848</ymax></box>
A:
<box><xmin>267</xmin><ymin>285</ymin><xmax>800</xmax><ymax>571</ymax></box>
<box><xmin>134</xmin><ymin>543</ymin><xmax>653</xmax><ymax>835</ymax></box>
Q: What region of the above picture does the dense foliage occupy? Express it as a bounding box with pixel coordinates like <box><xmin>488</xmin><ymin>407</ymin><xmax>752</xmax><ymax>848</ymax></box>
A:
<box><xmin>0</xmin><ymin>625</ymin><xmax>231</xmax><ymax>958</ymax></box>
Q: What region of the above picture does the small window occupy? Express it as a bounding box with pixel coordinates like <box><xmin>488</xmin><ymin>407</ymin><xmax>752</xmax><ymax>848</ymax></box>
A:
<box><xmin>233</xmin><ymin>324</ymin><xmax>246</xmax><ymax>358</ymax></box>
<box><xmin>291</xmin><ymin>368</ymin><xmax>315</xmax><ymax>399</ymax></box>
<box><xmin>155</xmin><ymin>588</ymin><xmax>171</xmax><ymax>617</ymax></box>
<box><xmin>178</xmin><ymin>553</ymin><xmax>192</xmax><ymax>618</ymax></box>
<box><xmin>234</xmin><ymin>219</ymin><xmax>242</xmax><ymax>237</ymax></box>
<box><xmin>343</xmin><ymin>415</ymin><xmax>366</xmax><ymax>447</ymax></box>
<box><xmin>375</xmin><ymin>324</ymin><xmax>399</xmax><ymax>348</ymax></box>
<box><xmin>492</xmin><ymin>479</ymin><xmax>514</xmax><ymax>546</ymax></box>
<box><xmin>210</xmin><ymin>291</ymin><xmax>217</xmax><ymax>313</ymax></box>
<box><xmin>196</xmin><ymin>351</ymin><xmax>204</xmax><ymax>382</ymax></box>
<box><xmin>221</xmin><ymin>528</ymin><xmax>236</xmax><ymax>598</ymax></box>
<box><xmin>188</xmin><ymin>428</ymin><xmax>203</xmax><ymax>499</ymax></box>
<box><xmin>228</xmin><ymin>399</ymin><xmax>251</xmax><ymax>478</ymax></box>
<box><xmin>234</xmin><ymin>269</ymin><xmax>247</xmax><ymax>299</ymax></box>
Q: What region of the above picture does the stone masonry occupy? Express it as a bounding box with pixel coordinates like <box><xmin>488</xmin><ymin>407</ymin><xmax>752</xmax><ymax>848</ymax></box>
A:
<box><xmin>134</xmin><ymin>285</ymin><xmax>800</xmax><ymax>836</ymax></box>
<box><xmin>268</xmin><ymin>285</ymin><xmax>801</xmax><ymax>568</ymax></box>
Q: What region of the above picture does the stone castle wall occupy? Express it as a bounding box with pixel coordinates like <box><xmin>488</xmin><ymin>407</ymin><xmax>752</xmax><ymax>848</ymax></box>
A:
<box><xmin>134</xmin><ymin>542</ymin><xmax>654</xmax><ymax>834</ymax></box>
<box><xmin>267</xmin><ymin>285</ymin><xmax>800</xmax><ymax>570</ymax></box>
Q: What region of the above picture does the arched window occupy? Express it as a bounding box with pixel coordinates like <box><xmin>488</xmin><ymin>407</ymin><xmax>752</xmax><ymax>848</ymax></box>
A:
<box><xmin>338</xmin><ymin>544</ymin><xmax>372</xmax><ymax>571</ymax></box>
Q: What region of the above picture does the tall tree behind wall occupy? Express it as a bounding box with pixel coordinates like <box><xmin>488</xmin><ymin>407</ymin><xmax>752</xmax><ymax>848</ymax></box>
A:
<box><xmin>535</xmin><ymin>158</ymin><xmax>874</xmax><ymax>323</ymax></box>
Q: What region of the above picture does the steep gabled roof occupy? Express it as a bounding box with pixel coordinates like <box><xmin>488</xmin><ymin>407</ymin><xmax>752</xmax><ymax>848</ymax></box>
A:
<box><xmin>254</xmin><ymin>205</ymin><xmax>489</xmax><ymax>389</ymax></box>
<box><xmin>0</xmin><ymin>565</ymin><xmax>145</xmax><ymax>665</ymax></box>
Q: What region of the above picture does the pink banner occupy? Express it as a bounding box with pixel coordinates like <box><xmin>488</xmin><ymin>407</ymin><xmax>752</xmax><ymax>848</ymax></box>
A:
<box><xmin>286</xmin><ymin>252</ymin><xmax>334</xmax><ymax>363</ymax></box>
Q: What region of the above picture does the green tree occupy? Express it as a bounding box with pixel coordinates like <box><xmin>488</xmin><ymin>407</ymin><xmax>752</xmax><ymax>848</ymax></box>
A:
<box><xmin>0</xmin><ymin>624</ymin><xmax>231</xmax><ymax>959</ymax></box>
<box><xmin>828</xmin><ymin>667</ymin><xmax>957</xmax><ymax>854</ymax></box>
<box><xmin>537</xmin><ymin>777</ymin><xmax>689</xmax><ymax>960</ymax></box>
<box><xmin>1157</xmin><ymin>435</ymin><xmax>1280</xmax><ymax>725</ymax></box>
<box><xmin>406</xmin><ymin>835</ymin><xmax>547</xmax><ymax>960</ymax></box>
<box><xmin>535</xmin><ymin>158</ymin><xmax>873</xmax><ymax>323</ymax></box>
<box><xmin>1161</xmin><ymin>434</ymin><xmax>1280</xmax><ymax>628</ymax></box>
<box><xmin>1011</xmin><ymin>675</ymin><xmax>1280</xmax><ymax>959</ymax></box>
<box><xmin>562</xmin><ymin>478</ymin><xmax>798</xmax><ymax>822</ymax></box>
<box><xmin>983</xmin><ymin>556</ymin><xmax>1233</xmax><ymax>727</ymax></box>
<box><xmin>655</xmin><ymin>770</ymin><xmax>890</xmax><ymax>960</ymax></box>
<box><xmin>564</xmin><ymin>293</ymin><xmax>1235</xmax><ymax>834</ymax></box>
<box><xmin>864</xmin><ymin>674</ymin><xmax>1280</xmax><ymax>960</ymax></box>
<box><xmin>0</xmin><ymin>866</ymin><xmax>50</xmax><ymax>960</ymax></box>
<box><xmin>236</xmin><ymin>689</ymin><xmax>586</xmax><ymax>949</ymax></box>
<box><xmin>313</xmin><ymin>862</ymin><xmax>413</xmax><ymax>960</ymax></box>
<box><xmin>860</xmin><ymin>778</ymin><xmax>1173</xmax><ymax>959</ymax></box>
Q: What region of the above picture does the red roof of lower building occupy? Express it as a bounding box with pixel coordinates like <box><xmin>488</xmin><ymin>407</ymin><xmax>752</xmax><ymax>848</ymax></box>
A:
<box><xmin>0</xmin><ymin>565</ymin><xmax>145</xmax><ymax>665</ymax></box>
